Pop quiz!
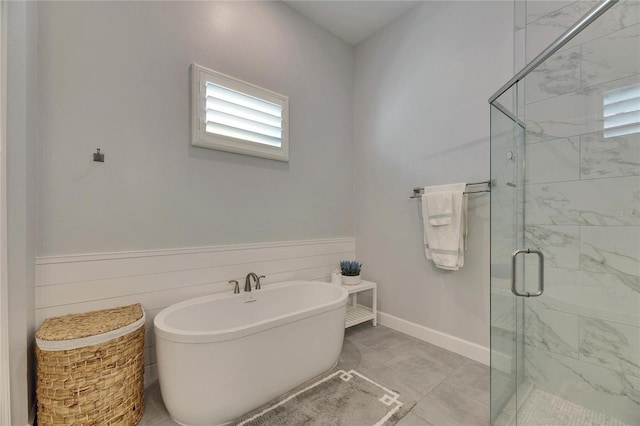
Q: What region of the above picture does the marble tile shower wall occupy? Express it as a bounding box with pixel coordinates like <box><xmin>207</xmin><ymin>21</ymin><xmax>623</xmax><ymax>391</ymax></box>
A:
<box><xmin>520</xmin><ymin>1</ymin><xmax>640</xmax><ymax>423</ymax></box>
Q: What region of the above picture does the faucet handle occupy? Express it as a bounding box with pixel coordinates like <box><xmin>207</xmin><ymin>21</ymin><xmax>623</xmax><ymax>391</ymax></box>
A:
<box><xmin>228</xmin><ymin>280</ymin><xmax>240</xmax><ymax>294</ymax></box>
<box><xmin>256</xmin><ymin>275</ymin><xmax>266</xmax><ymax>290</ymax></box>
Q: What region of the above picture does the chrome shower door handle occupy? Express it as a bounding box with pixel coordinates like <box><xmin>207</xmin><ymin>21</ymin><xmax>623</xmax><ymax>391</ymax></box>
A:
<box><xmin>528</xmin><ymin>249</ymin><xmax>544</xmax><ymax>297</ymax></box>
<box><xmin>511</xmin><ymin>248</ymin><xmax>544</xmax><ymax>297</ymax></box>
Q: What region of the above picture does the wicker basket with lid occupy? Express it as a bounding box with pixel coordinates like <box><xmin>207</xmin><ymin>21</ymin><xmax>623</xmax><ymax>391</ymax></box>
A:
<box><xmin>35</xmin><ymin>303</ymin><xmax>145</xmax><ymax>426</ymax></box>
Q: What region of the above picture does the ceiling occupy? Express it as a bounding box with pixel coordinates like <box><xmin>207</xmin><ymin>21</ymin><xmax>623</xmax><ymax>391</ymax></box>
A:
<box><xmin>284</xmin><ymin>1</ymin><xmax>421</xmax><ymax>45</ymax></box>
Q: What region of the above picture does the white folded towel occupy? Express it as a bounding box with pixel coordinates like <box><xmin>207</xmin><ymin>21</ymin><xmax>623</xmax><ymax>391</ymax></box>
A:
<box><xmin>426</xmin><ymin>192</ymin><xmax>452</xmax><ymax>226</ymax></box>
<box><xmin>421</xmin><ymin>183</ymin><xmax>467</xmax><ymax>270</ymax></box>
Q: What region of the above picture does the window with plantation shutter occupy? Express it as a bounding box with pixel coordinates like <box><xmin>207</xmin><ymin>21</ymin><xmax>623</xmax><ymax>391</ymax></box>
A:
<box><xmin>191</xmin><ymin>64</ymin><xmax>289</xmax><ymax>162</ymax></box>
<box><xmin>603</xmin><ymin>83</ymin><xmax>640</xmax><ymax>138</ymax></box>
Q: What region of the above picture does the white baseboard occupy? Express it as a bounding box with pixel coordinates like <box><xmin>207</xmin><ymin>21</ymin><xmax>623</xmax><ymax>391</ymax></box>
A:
<box><xmin>144</xmin><ymin>364</ymin><xmax>159</xmax><ymax>388</ymax></box>
<box><xmin>377</xmin><ymin>311</ymin><xmax>490</xmax><ymax>366</ymax></box>
<box><xmin>492</xmin><ymin>348</ymin><xmax>514</xmax><ymax>374</ymax></box>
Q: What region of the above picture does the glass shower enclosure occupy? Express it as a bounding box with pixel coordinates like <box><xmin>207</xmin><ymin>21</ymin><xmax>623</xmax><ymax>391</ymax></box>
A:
<box><xmin>489</xmin><ymin>0</ymin><xmax>640</xmax><ymax>424</ymax></box>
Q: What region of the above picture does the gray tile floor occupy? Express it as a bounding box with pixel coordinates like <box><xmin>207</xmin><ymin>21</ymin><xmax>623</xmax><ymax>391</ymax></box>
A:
<box><xmin>140</xmin><ymin>324</ymin><xmax>490</xmax><ymax>426</ymax></box>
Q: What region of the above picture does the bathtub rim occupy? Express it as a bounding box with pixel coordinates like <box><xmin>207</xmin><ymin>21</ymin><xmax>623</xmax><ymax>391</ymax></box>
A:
<box><xmin>154</xmin><ymin>281</ymin><xmax>348</xmax><ymax>344</ymax></box>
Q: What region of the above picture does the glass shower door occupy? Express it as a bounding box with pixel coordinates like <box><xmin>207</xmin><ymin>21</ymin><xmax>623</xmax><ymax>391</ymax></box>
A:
<box><xmin>490</xmin><ymin>1</ymin><xmax>640</xmax><ymax>424</ymax></box>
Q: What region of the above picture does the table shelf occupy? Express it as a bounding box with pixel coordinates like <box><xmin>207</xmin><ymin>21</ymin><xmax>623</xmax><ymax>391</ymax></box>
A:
<box><xmin>346</xmin><ymin>304</ymin><xmax>375</xmax><ymax>328</ymax></box>
<box><xmin>342</xmin><ymin>280</ymin><xmax>377</xmax><ymax>329</ymax></box>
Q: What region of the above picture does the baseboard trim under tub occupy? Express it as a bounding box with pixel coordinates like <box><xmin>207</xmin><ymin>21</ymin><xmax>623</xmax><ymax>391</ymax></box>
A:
<box><xmin>377</xmin><ymin>311</ymin><xmax>490</xmax><ymax>366</ymax></box>
<box><xmin>145</xmin><ymin>364</ymin><xmax>159</xmax><ymax>388</ymax></box>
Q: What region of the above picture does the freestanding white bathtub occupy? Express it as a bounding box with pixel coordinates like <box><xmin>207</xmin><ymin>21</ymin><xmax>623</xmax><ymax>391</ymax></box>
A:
<box><xmin>154</xmin><ymin>280</ymin><xmax>348</xmax><ymax>426</ymax></box>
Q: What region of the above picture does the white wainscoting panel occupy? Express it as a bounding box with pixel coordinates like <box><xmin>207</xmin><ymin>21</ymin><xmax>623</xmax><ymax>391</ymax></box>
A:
<box><xmin>35</xmin><ymin>238</ymin><xmax>355</xmax><ymax>386</ymax></box>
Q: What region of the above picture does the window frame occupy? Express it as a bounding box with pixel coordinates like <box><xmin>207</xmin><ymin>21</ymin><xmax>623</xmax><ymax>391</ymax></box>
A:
<box><xmin>191</xmin><ymin>63</ymin><xmax>289</xmax><ymax>162</ymax></box>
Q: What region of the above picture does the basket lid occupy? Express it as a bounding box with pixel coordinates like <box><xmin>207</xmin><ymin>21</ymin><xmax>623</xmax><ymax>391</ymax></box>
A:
<box><xmin>36</xmin><ymin>303</ymin><xmax>144</xmax><ymax>343</ymax></box>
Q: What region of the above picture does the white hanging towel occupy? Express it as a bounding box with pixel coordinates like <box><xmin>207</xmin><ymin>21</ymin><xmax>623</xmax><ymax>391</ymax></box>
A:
<box><xmin>422</xmin><ymin>183</ymin><xmax>467</xmax><ymax>270</ymax></box>
<box><xmin>425</xmin><ymin>192</ymin><xmax>452</xmax><ymax>226</ymax></box>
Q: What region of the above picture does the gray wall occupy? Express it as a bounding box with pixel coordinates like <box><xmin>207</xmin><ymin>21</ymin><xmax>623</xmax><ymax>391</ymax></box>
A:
<box><xmin>353</xmin><ymin>1</ymin><xmax>513</xmax><ymax>348</ymax></box>
<box><xmin>37</xmin><ymin>1</ymin><xmax>354</xmax><ymax>257</ymax></box>
<box><xmin>7</xmin><ymin>1</ymin><xmax>37</xmax><ymax>422</ymax></box>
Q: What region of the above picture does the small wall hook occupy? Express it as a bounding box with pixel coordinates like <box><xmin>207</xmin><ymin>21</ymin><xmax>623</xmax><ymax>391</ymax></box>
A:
<box><xmin>93</xmin><ymin>148</ymin><xmax>104</xmax><ymax>162</ymax></box>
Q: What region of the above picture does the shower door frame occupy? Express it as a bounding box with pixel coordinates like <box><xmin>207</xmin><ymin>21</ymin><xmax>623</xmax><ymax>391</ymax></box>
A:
<box><xmin>0</xmin><ymin>0</ymin><xmax>10</xmax><ymax>422</ymax></box>
<box><xmin>489</xmin><ymin>93</ymin><xmax>527</xmax><ymax>425</ymax></box>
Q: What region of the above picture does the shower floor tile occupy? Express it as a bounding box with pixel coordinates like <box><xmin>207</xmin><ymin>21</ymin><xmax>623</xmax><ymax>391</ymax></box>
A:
<box><xmin>140</xmin><ymin>324</ymin><xmax>490</xmax><ymax>426</ymax></box>
<box><xmin>518</xmin><ymin>389</ymin><xmax>633</xmax><ymax>426</ymax></box>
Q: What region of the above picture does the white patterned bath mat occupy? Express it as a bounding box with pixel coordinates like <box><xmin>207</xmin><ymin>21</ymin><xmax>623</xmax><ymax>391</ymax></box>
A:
<box><xmin>232</xmin><ymin>369</ymin><xmax>414</xmax><ymax>426</ymax></box>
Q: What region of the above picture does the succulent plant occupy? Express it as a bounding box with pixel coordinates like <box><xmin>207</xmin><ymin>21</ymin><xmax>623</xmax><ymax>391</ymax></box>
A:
<box><xmin>340</xmin><ymin>260</ymin><xmax>362</xmax><ymax>277</ymax></box>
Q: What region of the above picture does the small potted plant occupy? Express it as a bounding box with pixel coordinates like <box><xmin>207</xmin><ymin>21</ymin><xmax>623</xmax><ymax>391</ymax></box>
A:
<box><xmin>340</xmin><ymin>260</ymin><xmax>362</xmax><ymax>285</ymax></box>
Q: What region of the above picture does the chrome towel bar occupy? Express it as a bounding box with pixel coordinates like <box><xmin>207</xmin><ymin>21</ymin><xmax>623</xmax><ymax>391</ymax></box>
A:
<box><xmin>409</xmin><ymin>180</ymin><xmax>491</xmax><ymax>199</ymax></box>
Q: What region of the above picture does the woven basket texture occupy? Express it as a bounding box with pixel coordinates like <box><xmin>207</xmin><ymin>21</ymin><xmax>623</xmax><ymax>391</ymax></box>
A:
<box><xmin>36</xmin><ymin>304</ymin><xmax>145</xmax><ymax>425</ymax></box>
<box><xmin>36</xmin><ymin>304</ymin><xmax>144</xmax><ymax>341</ymax></box>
